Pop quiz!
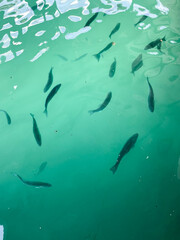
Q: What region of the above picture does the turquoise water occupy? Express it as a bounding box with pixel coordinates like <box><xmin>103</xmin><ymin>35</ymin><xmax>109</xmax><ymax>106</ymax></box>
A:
<box><xmin>0</xmin><ymin>0</ymin><xmax>180</xmax><ymax>239</ymax></box>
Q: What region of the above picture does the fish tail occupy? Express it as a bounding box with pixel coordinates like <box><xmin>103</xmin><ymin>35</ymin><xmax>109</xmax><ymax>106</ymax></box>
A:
<box><xmin>162</xmin><ymin>36</ymin><xmax>166</xmax><ymax>41</ymax></box>
<box><xmin>131</xmin><ymin>71</ymin><xmax>135</xmax><ymax>76</ymax></box>
<box><xmin>110</xmin><ymin>162</ymin><xmax>119</xmax><ymax>174</ymax></box>
<box><xmin>11</xmin><ymin>172</ymin><xmax>23</xmax><ymax>182</ymax></box>
<box><xmin>93</xmin><ymin>53</ymin><xmax>100</xmax><ymax>62</ymax></box>
<box><xmin>134</xmin><ymin>23</ymin><xmax>138</xmax><ymax>27</ymax></box>
<box><xmin>43</xmin><ymin>109</ymin><xmax>48</xmax><ymax>117</ymax></box>
<box><xmin>30</xmin><ymin>113</ymin><xmax>34</xmax><ymax>118</ymax></box>
<box><xmin>88</xmin><ymin>110</ymin><xmax>94</xmax><ymax>115</ymax></box>
<box><xmin>109</xmin><ymin>34</ymin><xmax>111</xmax><ymax>39</ymax></box>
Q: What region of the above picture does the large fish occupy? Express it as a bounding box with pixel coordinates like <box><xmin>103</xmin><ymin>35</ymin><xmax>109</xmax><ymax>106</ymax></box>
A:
<box><xmin>109</xmin><ymin>58</ymin><xmax>116</xmax><ymax>78</ymax></box>
<box><xmin>30</xmin><ymin>113</ymin><xmax>42</xmax><ymax>146</ymax></box>
<box><xmin>131</xmin><ymin>54</ymin><xmax>143</xmax><ymax>75</ymax></box>
<box><xmin>93</xmin><ymin>42</ymin><xmax>115</xmax><ymax>62</ymax></box>
<box><xmin>84</xmin><ymin>12</ymin><xmax>99</xmax><ymax>27</ymax></box>
<box><xmin>144</xmin><ymin>36</ymin><xmax>166</xmax><ymax>50</ymax></box>
<box><xmin>110</xmin><ymin>133</ymin><xmax>139</xmax><ymax>174</ymax></box>
<box><xmin>44</xmin><ymin>84</ymin><xmax>61</xmax><ymax>116</ymax></box>
<box><xmin>13</xmin><ymin>173</ymin><xmax>52</xmax><ymax>188</ymax></box>
<box><xmin>147</xmin><ymin>77</ymin><xmax>154</xmax><ymax>112</ymax></box>
<box><xmin>35</xmin><ymin>161</ymin><xmax>47</xmax><ymax>176</ymax></box>
<box><xmin>44</xmin><ymin>67</ymin><xmax>53</xmax><ymax>93</ymax></box>
<box><xmin>0</xmin><ymin>109</ymin><xmax>11</xmax><ymax>124</ymax></box>
<box><xmin>134</xmin><ymin>15</ymin><xmax>148</xmax><ymax>27</ymax></box>
<box><xmin>89</xmin><ymin>92</ymin><xmax>112</xmax><ymax>115</ymax></box>
<box><xmin>109</xmin><ymin>23</ymin><xmax>120</xmax><ymax>38</ymax></box>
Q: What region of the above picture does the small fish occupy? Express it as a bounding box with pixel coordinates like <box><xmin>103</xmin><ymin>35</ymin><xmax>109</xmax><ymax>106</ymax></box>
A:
<box><xmin>110</xmin><ymin>133</ymin><xmax>139</xmax><ymax>174</ymax></box>
<box><xmin>144</xmin><ymin>36</ymin><xmax>166</xmax><ymax>50</ymax></box>
<box><xmin>131</xmin><ymin>54</ymin><xmax>143</xmax><ymax>75</ymax></box>
<box><xmin>89</xmin><ymin>92</ymin><xmax>112</xmax><ymax>115</ymax></box>
<box><xmin>58</xmin><ymin>54</ymin><xmax>68</xmax><ymax>61</ymax></box>
<box><xmin>134</xmin><ymin>15</ymin><xmax>148</xmax><ymax>27</ymax></box>
<box><xmin>13</xmin><ymin>173</ymin><xmax>52</xmax><ymax>188</ymax></box>
<box><xmin>109</xmin><ymin>58</ymin><xmax>116</xmax><ymax>78</ymax></box>
<box><xmin>147</xmin><ymin>77</ymin><xmax>154</xmax><ymax>112</ymax></box>
<box><xmin>30</xmin><ymin>113</ymin><xmax>42</xmax><ymax>146</ymax></box>
<box><xmin>84</xmin><ymin>12</ymin><xmax>99</xmax><ymax>27</ymax></box>
<box><xmin>73</xmin><ymin>53</ymin><xmax>88</xmax><ymax>62</ymax></box>
<box><xmin>44</xmin><ymin>67</ymin><xmax>53</xmax><ymax>93</ymax></box>
<box><xmin>35</xmin><ymin>161</ymin><xmax>47</xmax><ymax>176</ymax></box>
<box><xmin>0</xmin><ymin>109</ymin><xmax>11</xmax><ymax>124</ymax></box>
<box><xmin>44</xmin><ymin>84</ymin><xmax>61</xmax><ymax>116</ymax></box>
<box><xmin>109</xmin><ymin>23</ymin><xmax>120</xmax><ymax>39</ymax></box>
<box><xmin>93</xmin><ymin>42</ymin><xmax>115</xmax><ymax>62</ymax></box>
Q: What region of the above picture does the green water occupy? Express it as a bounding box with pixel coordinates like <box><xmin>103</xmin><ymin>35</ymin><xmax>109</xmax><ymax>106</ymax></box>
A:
<box><xmin>0</xmin><ymin>0</ymin><xmax>180</xmax><ymax>239</ymax></box>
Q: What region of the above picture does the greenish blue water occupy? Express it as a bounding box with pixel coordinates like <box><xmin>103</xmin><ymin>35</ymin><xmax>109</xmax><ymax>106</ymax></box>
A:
<box><xmin>0</xmin><ymin>0</ymin><xmax>180</xmax><ymax>239</ymax></box>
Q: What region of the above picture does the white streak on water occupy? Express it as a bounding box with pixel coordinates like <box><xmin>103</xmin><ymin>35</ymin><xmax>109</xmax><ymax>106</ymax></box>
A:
<box><xmin>16</xmin><ymin>49</ymin><xmax>24</xmax><ymax>56</ymax></box>
<box><xmin>0</xmin><ymin>23</ymin><xmax>12</xmax><ymax>31</ymax></box>
<box><xmin>51</xmin><ymin>31</ymin><xmax>60</xmax><ymax>40</ymax></box>
<box><xmin>30</xmin><ymin>47</ymin><xmax>49</xmax><ymax>62</ymax></box>
<box><xmin>96</xmin><ymin>0</ymin><xmax>132</xmax><ymax>14</ymax></box>
<box><xmin>133</xmin><ymin>4</ymin><xmax>157</xmax><ymax>18</ymax></box>
<box><xmin>148</xmin><ymin>52</ymin><xmax>159</xmax><ymax>55</ymax></box>
<box><xmin>13</xmin><ymin>41</ymin><xmax>22</xmax><ymax>45</ymax></box>
<box><xmin>0</xmin><ymin>34</ymin><xmax>11</xmax><ymax>48</ymax></box>
<box><xmin>28</xmin><ymin>16</ymin><xmax>44</xmax><ymax>27</ymax></box>
<box><xmin>65</xmin><ymin>26</ymin><xmax>91</xmax><ymax>40</ymax></box>
<box><xmin>54</xmin><ymin>10</ymin><xmax>60</xmax><ymax>17</ymax></box>
<box><xmin>10</xmin><ymin>31</ymin><xmax>19</xmax><ymax>39</ymax></box>
<box><xmin>0</xmin><ymin>225</ymin><xmax>4</xmax><ymax>240</ymax></box>
<box><xmin>0</xmin><ymin>50</ymin><xmax>14</xmax><ymax>64</ymax></box>
<box><xmin>143</xmin><ymin>23</ymin><xmax>151</xmax><ymax>30</ymax></box>
<box><xmin>155</xmin><ymin>0</ymin><xmax>169</xmax><ymax>15</ymax></box>
<box><xmin>96</xmin><ymin>19</ymin><xmax>102</xmax><ymax>23</ymax></box>
<box><xmin>22</xmin><ymin>26</ymin><xmax>28</xmax><ymax>34</ymax></box>
<box><xmin>35</xmin><ymin>30</ymin><xmax>46</xmax><ymax>36</ymax></box>
<box><xmin>59</xmin><ymin>26</ymin><xmax>66</xmax><ymax>33</ymax></box>
<box><xmin>45</xmin><ymin>13</ymin><xmax>54</xmax><ymax>21</ymax></box>
<box><xmin>159</xmin><ymin>26</ymin><xmax>167</xmax><ymax>30</ymax></box>
<box><xmin>170</xmin><ymin>40</ymin><xmax>176</xmax><ymax>44</ymax></box>
<box><xmin>68</xmin><ymin>15</ymin><xmax>82</xmax><ymax>22</ymax></box>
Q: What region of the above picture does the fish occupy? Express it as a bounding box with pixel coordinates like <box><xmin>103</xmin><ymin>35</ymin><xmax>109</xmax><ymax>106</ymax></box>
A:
<box><xmin>35</xmin><ymin>161</ymin><xmax>47</xmax><ymax>176</ymax></box>
<box><xmin>109</xmin><ymin>23</ymin><xmax>120</xmax><ymax>39</ymax></box>
<box><xmin>30</xmin><ymin>113</ymin><xmax>42</xmax><ymax>146</ymax></box>
<box><xmin>13</xmin><ymin>173</ymin><xmax>52</xmax><ymax>188</ymax></box>
<box><xmin>88</xmin><ymin>92</ymin><xmax>112</xmax><ymax>115</ymax></box>
<box><xmin>44</xmin><ymin>67</ymin><xmax>53</xmax><ymax>93</ymax></box>
<box><xmin>73</xmin><ymin>53</ymin><xmax>88</xmax><ymax>62</ymax></box>
<box><xmin>44</xmin><ymin>84</ymin><xmax>61</xmax><ymax>116</ymax></box>
<box><xmin>109</xmin><ymin>58</ymin><xmax>116</xmax><ymax>78</ymax></box>
<box><xmin>110</xmin><ymin>133</ymin><xmax>139</xmax><ymax>174</ymax></box>
<box><xmin>131</xmin><ymin>54</ymin><xmax>143</xmax><ymax>75</ymax></box>
<box><xmin>147</xmin><ymin>77</ymin><xmax>154</xmax><ymax>112</ymax></box>
<box><xmin>144</xmin><ymin>36</ymin><xmax>166</xmax><ymax>50</ymax></box>
<box><xmin>84</xmin><ymin>12</ymin><xmax>99</xmax><ymax>27</ymax></box>
<box><xmin>0</xmin><ymin>109</ymin><xmax>11</xmax><ymax>124</ymax></box>
<box><xmin>93</xmin><ymin>42</ymin><xmax>115</xmax><ymax>62</ymax></box>
<box><xmin>134</xmin><ymin>15</ymin><xmax>148</xmax><ymax>27</ymax></box>
<box><xmin>58</xmin><ymin>54</ymin><xmax>68</xmax><ymax>61</ymax></box>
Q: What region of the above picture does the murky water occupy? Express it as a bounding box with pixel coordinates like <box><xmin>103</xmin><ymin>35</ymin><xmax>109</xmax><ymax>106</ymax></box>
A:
<box><xmin>0</xmin><ymin>0</ymin><xmax>180</xmax><ymax>239</ymax></box>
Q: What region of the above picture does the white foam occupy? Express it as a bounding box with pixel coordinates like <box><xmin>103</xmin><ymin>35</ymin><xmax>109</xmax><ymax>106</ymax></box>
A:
<box><xmin>0</xmin><ymin>225</ymin><xmax>4</xmax><ymax>240</ymax></box>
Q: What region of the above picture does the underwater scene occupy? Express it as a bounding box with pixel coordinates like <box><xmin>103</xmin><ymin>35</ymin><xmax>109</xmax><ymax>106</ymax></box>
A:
<box><xmin>0</xmin><ymin>0</ymin><xmax>180</xmax><ymax>239</ymax></box>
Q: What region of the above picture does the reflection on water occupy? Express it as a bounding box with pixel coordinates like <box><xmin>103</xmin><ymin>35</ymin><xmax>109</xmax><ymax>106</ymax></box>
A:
<box><xmin>0</xmin><ymin>0</ymin><xmax>174</xmax><ymax>64</ymax></box>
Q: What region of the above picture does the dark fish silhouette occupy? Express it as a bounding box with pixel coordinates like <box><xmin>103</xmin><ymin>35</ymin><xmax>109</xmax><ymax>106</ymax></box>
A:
<box><xmin>13</xmin><ymin>173</ymin><xmax>51</xmax><ymax>188</ymax></box>
<box><xmin>93</xmin><ymin>42</ymin><xmax>115</xmax><ymax>61</ymax></box>
<box><xmin>109</xmin><ymin>58</ymin><xmax>116</xmax><ymax>78</ymax></box>
<box><xmin>109</xmin><ymin>23</ymin><xmax>120</xmax><ymax>38</ymax></box>
<box><xmin>30</xmin><ymin>113</ymin><xmax>42</xmax><ymax>146</ymax></box>
<box><xmin>44</xmin><ymin>84</ymin><xmax>61</xmax><ymax>116</ymax></box>
<box><xmin>131</xmin><ymin>54</ymin><xmax>143</xmax><ymax>75</ymax></box>
<box><xmin>44</xmin><ymin>67</ymin><xmax>53</xmax><ymax>93</ymax></box>
<box><xmin>35</xmin><ymin>161</ymin><xmax>47</xmax><ymax>176</ymax></box>
<box><xmin>134</xmin><ymin>15</ymin><xmax>148</xmax><ymax>27</ymax></box>
<box><xmin>110</xmin><ymin>133</ymin><xmax>139</xmax><ymax>174</ymax></box>
<box><xmin>89</xmin><ymin>92</ymin><xmax>112</xmax><ymax>115</ymax></box>
<box><xmin>0</xmin><ymin>109</ymin><xmax>11</xmax><ymax>124</ymax></box>
<box><xmin>73</xmin><ymin>53</ymin><xmax>88</xmax><ymax>62</ymax></box>
<box><xmin>144</xmin><ymin>36</ymin><xmax>166</xmax><ymax>50</ymax></box>
<box><xmin>147</xmin><ymin>77</ymin><xmax>154</xmax><ymax>112</ymax></box>
<box><xmin>84</xmin><ymin>12</ymin><xmax>98</xmax><ymax>27</ymax></box>
<box><xmin>58</xmin><ymin>54</ymin><xmax>68</xmax><ymax>61</ymax></box>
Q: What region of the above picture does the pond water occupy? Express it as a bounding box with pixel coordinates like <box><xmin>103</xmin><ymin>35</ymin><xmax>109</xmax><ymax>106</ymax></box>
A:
<box><xmin>0</xmin><ymin>0</ymin><xmax>180</xmax><ymax>239</ymax></box>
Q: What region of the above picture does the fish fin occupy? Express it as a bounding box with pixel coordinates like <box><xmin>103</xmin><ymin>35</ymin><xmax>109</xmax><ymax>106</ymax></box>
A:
<box><xmin>134</xmin><ymin>23</ymin><xmax>138</xmax><ymax>27</ymax></box>
<box><xmin>30</xmin><ymin>113</ymin><xmax>34</xmax><ymax>118</ymax></box>
<box><xmin>110</xmin><ymin>162</ymin><xmax>119</xmax><ymax>174</ymax></box>
<box><xmin>162</xmin><ymin>36</ymin><xmax>166</xmax><ymax>41</ymax></box>
<box><xmin>109</xmin><ymin>34</ymin><xmax>111</xmax><ymax>39</ymax></box>
<box><xmin>43</xmin><ymin>109</ymin><xmax>48</xmax><ymax>117</ymax></box>
<box><xmin>93</xmin><ymin>54</ymin><xmax>100</xmax><ymax>62</ymax></box>
<box><xmin>88</xmin><ymin>110</ymin><xmax>94</xmax><ymax>115</ymax></box>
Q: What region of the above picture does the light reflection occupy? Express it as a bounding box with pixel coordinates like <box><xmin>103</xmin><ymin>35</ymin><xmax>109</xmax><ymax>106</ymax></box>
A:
<box><xmin>68</xmin><ymin>15</ymin><xmax>82</xmax><ymax>22</ymax></box>
<box><xmin>0</xmin><ymin>225</ymin><xmax>4</xmax><ymax>240</ymax></box>
<box><xmin>51</xmin><ymin>31</ymin><xmax>60</xmax><ymax>40</ymax></box>
<box><xmin>0</xmin><ymin>34</ymin><xmax>11</xmax><ymax>48</ymax></box>
<box><xmin>65</xmin><ymin>26</ymin><xmax>91</xmax><ymax>40</ymax></box>
<box><xmin>12</xmin><ymin>41</ymin><xmax>22</xmax><ymax>45</ymax></box>
<box><xmin>16</xmin><ymin>49</ymin><xmax>24</xmax><ymax>56</ymax></box>
<box><xmin>10</xmin><ymin>31</ymin><xmax>19</xmax><ymax>39</ymax></box>
<box><xmin>30</xmin><ymin>47</ymin><xmax>49</xmax><ymax>62</ymax></box>
<box><xmin>155</xmin><ymin>0</ymin><xmax>169</xmax><ymax>15</ymax></box>
<box><xmin>35</xmin><ymin>30</ymin><xmax>46</xmax><ymax>37</ymax></box>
